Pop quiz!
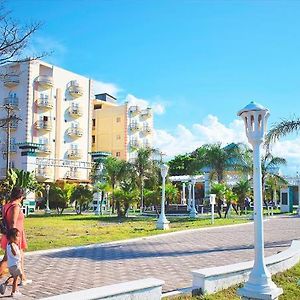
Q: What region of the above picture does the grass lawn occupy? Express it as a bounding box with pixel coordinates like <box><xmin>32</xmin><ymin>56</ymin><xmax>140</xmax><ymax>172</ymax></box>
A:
<box><xmin>167</xmin><ymin>263</ymin><xmax>300</xmax><ymax>300</ymax></box>
<box><xmin>23</xmin><ymin>213</ymin><xmax>249</xmax><ymax>251</ymax></box>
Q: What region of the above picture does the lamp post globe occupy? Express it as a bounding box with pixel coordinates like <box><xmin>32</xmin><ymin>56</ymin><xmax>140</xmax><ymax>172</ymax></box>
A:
<box><xmin>45</xmin><ymin>184</ymin><xmax>51</xmax><ymax>214</ymax></box>
<box><xmin>156</xmin><ymin>163</ymin><xmax>170</xmax><ymax>230</ymax></box>
<box><xmin>237</xmin><ymin>101</ymin><xmax>282</xmax><ymax>300</ymax></box>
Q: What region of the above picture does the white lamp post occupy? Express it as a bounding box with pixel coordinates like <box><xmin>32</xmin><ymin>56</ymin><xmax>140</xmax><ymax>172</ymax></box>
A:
<box><xmin>189</xmin><ymin>178</ymin><xmax>198</xmax><ymax>218</ymax></box>
<box><xmin>45</xmin><ymin>184</ymin><xmax>51</xmax><ymax>214</ymax></box>
<box><xmin>210</xmin><ymin>194</ymin><xmax>216</xmax><ymax>224</ymax></box>
<box><xmin>156</xmin><ymin>164</ymin><xmax>170</xmax><ymax>230</ymax></box>
<box><xmin>95</xmin><ymin>163</ymin><xmax>104</xmax><ymax>216</ymax></box>
<box><xmin>237</xmin><ymin>101</ymin><xmax>282</xmax><ymax>300</ymax></box>
<box><xmin>297</xmin><ymin>172</ymin><xmax>300</xmax><ymax>216</ymax></box>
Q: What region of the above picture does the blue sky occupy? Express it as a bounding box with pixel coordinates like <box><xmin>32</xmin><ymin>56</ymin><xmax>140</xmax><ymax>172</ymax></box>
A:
<box><xmin>10</xmin><ymin>0</ymin><xmax>300</xmax><ymax>174</ymax></box>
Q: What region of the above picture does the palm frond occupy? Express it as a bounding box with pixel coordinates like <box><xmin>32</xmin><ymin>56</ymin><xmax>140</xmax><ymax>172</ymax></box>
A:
<box><xmin>266</xmin><ymin>118</ymin><xmax>300</xmax><ymax>144</ymax></box>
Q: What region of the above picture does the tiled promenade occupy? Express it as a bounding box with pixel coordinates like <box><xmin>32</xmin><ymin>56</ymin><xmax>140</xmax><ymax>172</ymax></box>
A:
<box><xmin>3</xmin><ymin>216</ymin><xmax>300</xmax><ymax>299</ymax></box>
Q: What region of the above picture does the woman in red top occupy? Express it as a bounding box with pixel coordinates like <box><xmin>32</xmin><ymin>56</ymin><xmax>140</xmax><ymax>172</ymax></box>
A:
<box><xmin>0</xmin><ymin>187</ymin><xmax>31</xmax><ymax>285</ymax></box>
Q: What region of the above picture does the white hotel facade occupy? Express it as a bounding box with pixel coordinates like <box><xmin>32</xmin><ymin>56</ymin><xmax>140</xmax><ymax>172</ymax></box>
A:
<box><xmin>0</xmin><ymin>59</ymin><xmax>154</xmax><ymax>185</ymax></box>
<box><xmin>0</xmin><ymin>60</ymin><xmax>93</xmax><ymax>183</ymax></box>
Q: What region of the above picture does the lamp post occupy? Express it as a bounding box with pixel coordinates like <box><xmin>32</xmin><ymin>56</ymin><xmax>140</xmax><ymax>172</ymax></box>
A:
<box><xmin>237</xmin><ymin>102</ymin><xmax>282</xmax><ymax>300</ymax></box>
<box><xmin>210</xmin><ymin>194</ymin><xmax>216</xmax><ymax>224</ymax></box>
<box><xmin>95</xmin><ymin>163</ymin><xmax>104</xmax><ymax>216</ymax></box>
<box><xmin>156</xmin><ymin>163</ymin><xmax>170</xmax><ymax>230</ymax></box>
<box><xmin>45</xmin><ymin>184</ymin><xmax>51</xmax><ymax>214</ymax></box>
<box><xmin>189</xmin><ymin>178</ymin><xmax>198</xmax><ymax>218</ymax></box>
<box><xmin>297</xmin><ymin>172</ymin><xmax>300</xmax><ymax>216</ymax></box>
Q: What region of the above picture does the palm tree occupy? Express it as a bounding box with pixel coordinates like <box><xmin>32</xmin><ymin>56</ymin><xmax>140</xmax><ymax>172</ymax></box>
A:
<box><xmin>103</xmin><ymin>156</ymin><xmax>127</xmax><ymax>214</ymax></box>
<box><xmin>232</xmin><ymin>179</ymin><xmax>252</xmax><ymax>211</ymax></box>
<box><xmin>132</xmin><ymin>147</ymin><xmax>159</xmax><ymax>211</ymax></box>
<box><xmin>266</xmin><ymin>117</ymin><xmax>300</xmax><ymax>144</ymax></box>
<box><xmin>70</xmin><ymin>185</ymin><xmax>93</xmax><ymax>214</ymax></box>
<box><xmin>201</xmin><ymin>143</ymin><xmax>248</xmax><ymax>183</ymax></box>
<box><xmin>210</xmin><ymin>182</ymin><xmax>228</xmax><ymax>218</ymax></box>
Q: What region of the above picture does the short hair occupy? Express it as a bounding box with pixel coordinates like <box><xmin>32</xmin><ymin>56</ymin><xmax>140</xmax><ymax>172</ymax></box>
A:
<box><xmin>10</xmin><ymin>187</ymin><xmax>25</xmax><ymax>200</ymax></box>
<box><xmin>7</xmin><ymin>228</ymin><xmax>19</xmax><ymax>240</ymax></box>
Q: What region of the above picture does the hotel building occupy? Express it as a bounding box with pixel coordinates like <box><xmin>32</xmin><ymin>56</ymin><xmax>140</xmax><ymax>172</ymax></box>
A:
<box><xmin>92</xmin><ymin>93</ymin><xmax>153</xmax><ymax>161</ymax></box>
<box><xmin>0</xmin><ymin>59</ymin><xmax>93</xmax><ymax>183</ymax></box>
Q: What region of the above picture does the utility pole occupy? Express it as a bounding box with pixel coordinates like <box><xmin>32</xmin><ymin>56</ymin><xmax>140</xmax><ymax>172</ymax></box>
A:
<box><xmin>0</xmin><ymin>103</ymin><xmax>21</xmax><ymax>177</ymax></box>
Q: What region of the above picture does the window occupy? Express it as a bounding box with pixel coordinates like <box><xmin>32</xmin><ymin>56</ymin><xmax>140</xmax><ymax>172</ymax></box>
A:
<box><xmin>92</xmin><ymin>135</ymin><xmax>95</xmax><ymax>144</ymax></box>
<box><xmin>116</xmin><ymin>152</ymin><xmax>121</xmax><ymax>157</ymax></box>
<box><xmin>116</xmin><ymin>134</ymin><xmax>121</xmax><ymax>140</ymax></box>
<box><xmin>92</xmin><ymin>119</ymin><xmax>96</xmax><ymax>127</ymax></box>
<box><xmin>116</xmin><ymin>117</ymin><xmax>121</xmax><ymax>123</ymax></box>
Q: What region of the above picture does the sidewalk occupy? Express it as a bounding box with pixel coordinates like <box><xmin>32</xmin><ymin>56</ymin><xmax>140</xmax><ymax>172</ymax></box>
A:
<box><xmin>3</xmin><ymin>216</ymin><xmax>300</xmax><ymax>299</ymax></box>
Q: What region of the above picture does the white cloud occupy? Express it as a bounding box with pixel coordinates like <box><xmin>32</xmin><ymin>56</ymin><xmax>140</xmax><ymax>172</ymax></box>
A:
<box><xmin>93</xmin><ymin>80</ymin><xmax>121</xmax><ymax>98</ymax></box>
<box><xmin>153</xmin><ymin>114</ymin><xmax>300</xmax><ymax>175</ymax></box>
<box><xmin>124</xmin><ymin>94</ymin><xmax>166</xmax><ymax>115</ymax></box>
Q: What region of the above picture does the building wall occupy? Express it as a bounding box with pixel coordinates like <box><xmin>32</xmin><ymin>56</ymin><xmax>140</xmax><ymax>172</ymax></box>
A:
<box><xmin>92</xmin><ymin>100</ymin><xmax>127</xmax><ymax>160</ymax></box>
<box><xmin>0</xmin><ymin>60</ymin><xmax>92</xmax><ymax>182</ymax></box>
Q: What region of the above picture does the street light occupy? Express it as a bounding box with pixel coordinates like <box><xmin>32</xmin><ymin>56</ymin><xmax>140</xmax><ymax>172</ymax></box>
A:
<box><xmin>45</xmin><ymin>184</ymin><xmax>51</xmax><ymax>214</ymax></box>
<box><xmin>237</xmin><ymin>101</ymin><xmax>282</xmax><ymax>300</ymax></box>
<box><xmin>156</xmin><ymin>163</ymin><xmax>170</xmax><ymax>230</ymax></box>
<box><xmin>296</xmin><ymin>172</ymin><xmax>300</xmax><ymax>216</ymax></box>
<box><xmin>95</xmin><ymin>163</ymin><xmax>104</xmax><ymax>216</ymax></box>
<box><xmin>189</xmin><ymin>177</ymin><xmax>198</xmax><ymax>218</ymax></box>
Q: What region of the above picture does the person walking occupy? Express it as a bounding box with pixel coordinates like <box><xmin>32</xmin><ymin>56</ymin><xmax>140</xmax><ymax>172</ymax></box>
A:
<box><xmin>0</xmin><ymin>187</ymin><xmax>31</xmax><ymax>285</ymax></box>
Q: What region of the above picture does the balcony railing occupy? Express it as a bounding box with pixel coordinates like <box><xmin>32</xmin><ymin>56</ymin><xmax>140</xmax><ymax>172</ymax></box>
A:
<box><xmin>38</xmin><ymin>144</ymin><xmax>51</xmax><ymax>154</ymax></box>
<box><xmin>140</xmin><ymin>108</ymin><xmax>152</xmax><ymax>118</ymax></box>
<box><xmin>3</xmin><ymin>74</ymin><xmax>19</xmax><ymax>87</ymax></box>
<box><xmin>36</xmin><ymin>75</ymin><xmax>53</xmax><ymax>89</ymax></box>
<box><xmin>35</xmin><ymin>167</ymin><xmax>52</xmax><ymax>179</ymax></box>
<box><xmin>35</xmin><ymin>120</ymin><xmax>52</xmax><ymax>131</ymax></box>
<box><xmin>67</xmin><ymin>81</ymin><xmax>83</xmax><ymax>98</ymax></box>
<box><xmin>4</xmin><ymin>97</ymin><xmax>19</xmax><ymax>107</ymax></box>
<box><xmin>129</xmin><ymin>140</ymin><xmax>139</xmax><ymax>148</ymax></box>
<box><xmin>129</xmin><ymin>105</ymin><xmax>140</xmax><ymax>115</ymax></box>
<box><xmin>65</xmin><ymin>170</ymin><xmax>80</xmax><ymax>179</ymax></box>
<box><xmin>142</xmin><ymin>125</ymin><xmax>151</xmax><ymax>135</ymax></box>
<box><xmin>129</xmin><ymin>122</ymin><xmax>140</xmax><ymax>131</ymax></box>
<box><xmin>36</xmin><ymin>98</ymin><xmax>53</xmax><ymax>109</ymax></box>
<box><xmin>68</xmin><ymin>106</ymin><xmax>82</xmax><ymax>117</ymax></box>
<box><xmin>67</xmin><ymin>127</ymin><xmax>83</xmax><ymax>137</ymax></box>
<box><xmin>67</xmin><ymin>149</ymin><xmax>82</xmax><ymax>159</ymax></box>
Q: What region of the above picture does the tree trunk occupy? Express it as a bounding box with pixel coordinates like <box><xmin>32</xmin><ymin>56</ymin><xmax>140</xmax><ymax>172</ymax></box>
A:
<box><xmin>216</xmin><ymin>200</ymin><xmax>222</xmax><ymax>218</ymax></box>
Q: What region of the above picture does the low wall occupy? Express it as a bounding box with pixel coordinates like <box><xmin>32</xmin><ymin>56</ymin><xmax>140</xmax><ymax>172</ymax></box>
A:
<box><xmin>43</xmin><ymin>278</ymin><xmax>165</xmax><ymax>300</ymax></box>
<box><xmin>192</xmin><ymin>240</ymin><xmax>300</xmax><ymax>295</ymax></box>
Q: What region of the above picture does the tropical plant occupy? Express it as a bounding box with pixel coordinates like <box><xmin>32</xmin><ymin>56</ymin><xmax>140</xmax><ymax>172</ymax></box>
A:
<box><xmin>224</xmin><ymin>188</ymin><xmax>238</xmax><ymax>218</ymax></box>
<box><xmin>70</xmin><ymin>185</ymin><xmax>93</xmax><ymax>214</ymax></box>
<box><xmin>132</xmin><ymin>147</ymin><xmax>159</xmax><ymax>211</ymax></box>
<box><xmin>48</xmin><ymin>183</ymin><xmax>75</xmax><ymax>214</ymax></box>
<box><xmin>103</xmin><ymin>156</ymin><xmax>128</xmax><ymax>214</ymax></box>
<box><xmin>93</xmin><ymin>181</ymin><xmax>110</xmax><ymax>215</ymax></box>
<box><xmin>168</xmin><ymin>154</ymin><xmax>196</xmax><ymax>176</ymax></box>
<box><xmin>165</xmin><ymin>182</ymin><xmax>179</xmax><ymax>205</ymax></box>
<box><xmin>210</xmin><ymin>182</ymin><xmax>228</xmax><ymax>218</ymax></box>
<box><xmin>232</xmin><ymin>179</ymin><xmax>252</xmax><ymax>211</ymax></box>
<box><xmin>114</xmin><ymin>188</ymin><xmax>139</xmax><ymax>218</ymax></box>
<box><xmin>0</xmin><ymin>168</ymin><xmax>42</xmax><ymax>201</ymax></box>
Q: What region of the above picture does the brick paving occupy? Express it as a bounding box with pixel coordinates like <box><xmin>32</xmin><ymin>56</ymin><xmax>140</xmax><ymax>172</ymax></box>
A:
<box><xmin>1</xmin><ymin>216</ymin><xmax>300</xmax><ymax>299</ymax></box>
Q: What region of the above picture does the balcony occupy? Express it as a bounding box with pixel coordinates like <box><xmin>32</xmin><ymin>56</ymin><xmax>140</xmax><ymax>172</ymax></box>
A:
<box><xmin>36</xmin><ymin>98</ymin><xmax>53</xmax><ymax>109</ymax></box>
<box><xmin>140</xmin><ymin>108</ymin><xmax>152</xmax><ymax>119</ymax></box>
<box><xmin>65</xmin><ymin>170</ymin><xmax>80</xmax><ymax>179</ymax></box>
<box><xmin>67</xmin><ymin>81</ymin><xmax>83</xmax><ymax>98</ymax></box>
<box><xmin>129</xmin><ymin>122</ymin><xmax>140</xmax><ymax>131</ymax></box>
<box><xmin>68</xmin><ymin>106</ymin><xmax>82</xmax><ymax>117</ymax></box>
<box><xmin>4</xmin><ymin>96</ymin><xmax>19</xmax><ymax>107</ymax></box>
<box><xmin>3</xmin><ymin>74</ymin><xmax>19</xmax><ymax>87</ymax></box>
<box><xmin>36</xmin><ymin>75</ymin><xmax>53</xmax><ymax>89</ymax></box>
<box><xmin>35</xmin><ymin>167</ymin><xmax>52</xmax><ymax>180</ymax></box>
<box><xmin>142</xmin><ymin>124</ymin><xmax>151</xmax><ymax>135</ymax></box>
<box><xmin>129</xmin><ymin>105</ymin><xmax>140</xmax><ymax>116</ymax></box>
<box><xmin>35</xmin><ymin>120</ymin><xmax>52</xmax><ymax>131</ymax></box>
<box><xmin>129</xmin><ymin>139</ymin><xmax>140</xmax><ymax>148</ymax></box>
<box><xmin>38</xmin><ymin>144</ymin><xmax>51</xmax><ymax>154</ymax></box>
<box><xmin>67</xmin><ymin>127</ymin><xmax>83</xmax><ymax>138</ymax></box>
<box><xmin>67</xmin><ymin>149</ymin><xmax>82</xmax><ymax>159</ymax></box>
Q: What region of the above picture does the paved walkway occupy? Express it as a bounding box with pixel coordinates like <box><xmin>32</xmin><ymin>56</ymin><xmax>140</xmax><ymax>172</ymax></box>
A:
<box><xmin>2</xmin><ymin>216</ymin><xmax>300</xmax><ymax>299</ymax></box>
